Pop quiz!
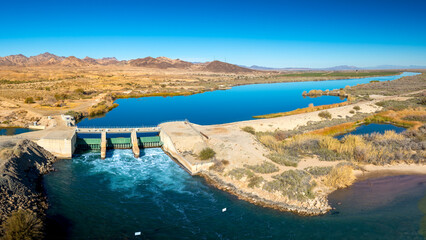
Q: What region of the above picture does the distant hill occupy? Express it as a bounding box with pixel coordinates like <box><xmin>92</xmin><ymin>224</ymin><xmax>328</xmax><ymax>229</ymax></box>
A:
<box><xmin>129</xmin><ymin>56</ymin><xmax>192</xmax><ymax>69</ymax></box>
<box><xmin>0</xmin><ymin>53</ymin><xmax>256</xmax><ymax>73</ymax></box>
<box><xmin>202</xmin><ymin>61</ymin><xmax>255</xmax><ymax>73</ymax></box>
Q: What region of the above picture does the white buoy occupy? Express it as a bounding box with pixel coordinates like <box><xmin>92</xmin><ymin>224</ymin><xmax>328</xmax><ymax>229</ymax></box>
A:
<box><xmin>222</xmin><ymin>208</ymin><xmax>227</xmax><ymax>212</ymax></box>
<box><xmin>135</xmin><ymin>232</ymin><xmax>141</xmax><ymax>236</ymax></box>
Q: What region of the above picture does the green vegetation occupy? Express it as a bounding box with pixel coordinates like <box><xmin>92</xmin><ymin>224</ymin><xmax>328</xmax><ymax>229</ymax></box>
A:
<box><xmin>263</xmin><ymin>170</ymin><xmax>315</xmax><ymax>200</ymax></box>
<box><xmin>209</xmin><ymin>160</ymin><xmax>229</xmax><ymax>173</ymax></box>
<box><xmin>403</xmin><ymin>115</ymin><xmax>426</xmax><ymax>123</ymax></box>
<box><xmin>88</xmin><ymin>101</ymin><xmax>119</xmax><ymax>117</ymax></box>
<box><xmin>375</xmin><ymin>98</ymin><xmax>425</xmax><ymax>111</ymax></box>
<box><xmin>226</xmin><ymin>167</ymin><xmax>254</xmax><ymax>180</ymax></box>
<box><xmin>1</xmin><ymin>209</ymin><xmax>43</xmax><ymax>240</ymax></box>
<box><xmin>318</xmin><ymin>111</ymin><xmax>332</xmax><ymax>119</ymax></box>
<box><xmin>348</xmin><ymin>73</ymin><xmax>426</xmax><ymax>96</ymax></box>
<box><xmin>241</xmin><ymin>126</ymin><xmax>256</xmax><ymax>135</ymax></box>
<box><xmin>198</xmin><ymin>147</ymin><xmax>216</xmax><ymax>160</ymax></box>
<box><xmin>353</xmin><ymin>106</ymin><xmax>361</xmax><ymax>111</ymax></box>
<box><xmin>248</xmin><ymin>175</ymin><xmax>265</xmax><ymax>188</ymax></box>
<box><xmin>267</xmin><ymin>153</ymin><xmax>300</xmax><ymax>167</ymax></box>
<box><xmin>304</xmin><ymin>166</ymin><xmax>332</xmax><ymax>176</ymax></box>
<box><xmin>276</xmin><ymin>71</ymin><xmax>399</xmax><ymax>78</ymax></box>
<box><xmin>24</xmin><ymin>97</ymin><xmax>35</xmax><ymax>104</ymax></box>
<box><xmin>245</xmin><ymin>161</ymin><xmax>279</xmax><ymax>174</ymax></box>
<box><xmin>258</xmin><ymin>125</ymin><xmax>426</xmax><ymax>166</ymax></box>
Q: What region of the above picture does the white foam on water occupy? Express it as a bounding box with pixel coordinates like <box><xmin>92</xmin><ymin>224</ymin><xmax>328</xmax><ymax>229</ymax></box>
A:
<box><xmin>73</xmin><ymin>149</ymin><xmax>197</xmax><ymax>197</ymax></box>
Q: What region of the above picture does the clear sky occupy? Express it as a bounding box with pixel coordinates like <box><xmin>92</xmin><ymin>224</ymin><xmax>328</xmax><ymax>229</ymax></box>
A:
<box><xmin>1</xmin><ymin>0</ymin><xmax>426</xmax><ymax>68</ymax></box>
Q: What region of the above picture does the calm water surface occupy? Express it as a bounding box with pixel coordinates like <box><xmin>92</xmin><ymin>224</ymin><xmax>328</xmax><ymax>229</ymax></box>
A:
<box><xmin>0</xmin><ymin>127</ymin><xmax>36</xmax><ymax>136</ymax></box>
<box><xmin>78</xmin><ymin>72</ymin><xmax>419</xmax><ymax>127</ymax></box>
<box><xmin>45</xmin><ymin>149</ymin><xmax>426</xmax><ymax>239</ymax></box>
<box><xmin>336</xmin><ymin>123</ymin><xmax>406</xmax><ymax>140</ymax></box>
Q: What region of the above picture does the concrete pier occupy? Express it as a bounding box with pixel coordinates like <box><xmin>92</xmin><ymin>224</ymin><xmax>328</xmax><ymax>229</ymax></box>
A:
<box><xmin>131</xmin><ymin>130</ymin><xmax>140</xmax><ymax>158</ymax></box>
<box><xmin>101</xmin><ymin>131</ymin><xmax>107</xmax><ymax>159</ymax></box>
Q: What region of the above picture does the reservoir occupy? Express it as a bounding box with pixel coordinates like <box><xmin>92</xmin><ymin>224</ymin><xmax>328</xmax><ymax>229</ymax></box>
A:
<box><xmin>78</xmin><ymin>72</ymin><xmax>419</xmax><ymax>127</ymax></box>
<box><xmin>45</xmin><ymin>72</ymin><xmax>425</xmax><ymax>239</ymax></box>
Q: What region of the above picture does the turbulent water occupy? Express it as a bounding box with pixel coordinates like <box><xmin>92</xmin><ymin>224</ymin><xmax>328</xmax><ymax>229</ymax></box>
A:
<box><xmin>45</xmin><ymin>149</ymin><xmax>426</xmax><ymax>239</ymax></box>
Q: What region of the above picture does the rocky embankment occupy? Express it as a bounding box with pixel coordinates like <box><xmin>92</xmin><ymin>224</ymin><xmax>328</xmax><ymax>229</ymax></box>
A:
<box><xmin>0</xmin><ymin>139</ymin><xmax>56</xmax><ymax>226</ymax></box>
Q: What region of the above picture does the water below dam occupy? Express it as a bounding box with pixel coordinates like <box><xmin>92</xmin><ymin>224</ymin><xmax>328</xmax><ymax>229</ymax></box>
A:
<box><xmin>44</xmin><ymin>72</ymin><xmax>425</xmax><ymax>239</ymax></box>
<box><xmin>44</xmin><ymin>148</ymin><xmax>426</xmax><ymax>239</ymax></box>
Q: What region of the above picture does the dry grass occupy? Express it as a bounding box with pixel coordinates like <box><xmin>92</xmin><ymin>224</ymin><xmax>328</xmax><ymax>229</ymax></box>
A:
<box><xmin>310</xmin><ymin>122</ymin><xmax>358</xmax><ymax>136</ymax></box>
<box><xmin>324</xmin><ymin>165</ymin><xmax>355</xmax><ymax>189</ymax></box>
<box><xmin>1</xmin><ymin>209</ymin><xmax>43</xmax><ymax>240</ymax></box>
<box><xmin>257</xmin><ymin>123</ymin><xmax>426</xmax><ymax>165</ymax></box>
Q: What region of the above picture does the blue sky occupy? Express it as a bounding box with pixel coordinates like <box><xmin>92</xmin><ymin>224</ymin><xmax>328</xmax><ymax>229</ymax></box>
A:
<box><xmin>1</xmin><ymin>0</ymin><xmax>426</xmax><ymax>68</ymax></box>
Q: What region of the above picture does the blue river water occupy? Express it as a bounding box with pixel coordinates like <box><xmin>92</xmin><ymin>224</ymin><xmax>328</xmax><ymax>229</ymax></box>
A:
<box><xmin>44</xmin><ymin>72</ymin><xmax>425</xmax><ymax>239</ymax></box>
<box><xmin>0</xmin><ymin>127</ymin><xmax>36</xmax><ymax>136</ymax></box>
<box><xmin>45</xmin><ymin>149</ymin><xmax>426</xmax><ymax>239</ymax></box>
<box><xmin>78</xmin><ymin>72</ymin><xmax>419</xmax><ymax>127</ymax></box>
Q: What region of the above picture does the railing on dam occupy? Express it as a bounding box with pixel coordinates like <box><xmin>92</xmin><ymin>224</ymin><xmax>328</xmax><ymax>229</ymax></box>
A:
<box><xmin>76</xmin><ymin>126</ymin><xmax>161</xmax><ymax>133</ymax></box>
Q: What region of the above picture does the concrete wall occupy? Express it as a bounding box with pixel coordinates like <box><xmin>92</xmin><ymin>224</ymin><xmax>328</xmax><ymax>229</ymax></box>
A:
<box><xmin>36</xmin><ymin>132</ymin><xmax>76</xmax><ymax>159</ymax></box>
<box><xmin>160</xmin><ymin>130</ymin><xmax>213</xmax><ymax>175</ymax></box>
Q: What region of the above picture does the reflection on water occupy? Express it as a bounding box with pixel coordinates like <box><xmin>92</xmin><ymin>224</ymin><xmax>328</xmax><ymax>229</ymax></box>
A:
<box><xmin>336</xmin><ymin>123</ymin><xmax>406</xmax><ymax>140</ymax></box>
<box><xmin>78</xmin><ymin>72</ymin><xmax>420</xmax><ymax>127</ymax></box>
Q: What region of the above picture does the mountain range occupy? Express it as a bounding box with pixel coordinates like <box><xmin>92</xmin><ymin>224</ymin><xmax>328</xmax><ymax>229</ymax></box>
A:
<box><xmin>246</xmin><ymin>64</ymin><xmax>426</xmax><ymax>71</ymax></box>
<box><xmin>1</xmin><ymin>53</ymin><xmax>424</xmax><ymax>72</ymax></box>
<box><xmin>0</xmin><ymin>53</ymin><xmax>256</xmax><ymax>73</ymax></box>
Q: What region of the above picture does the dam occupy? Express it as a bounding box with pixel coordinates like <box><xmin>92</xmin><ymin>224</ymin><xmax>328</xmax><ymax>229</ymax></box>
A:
<box><xmin>76</xmin><ymin>127</ymin><xmax>162</xmax><ymax>159</ymax></box>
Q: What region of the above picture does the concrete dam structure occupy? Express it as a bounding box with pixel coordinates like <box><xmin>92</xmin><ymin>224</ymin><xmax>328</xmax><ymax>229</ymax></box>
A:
<box><xmin>75</xmin><ymin>127</ymin><xmax>163</xmax><ymax>159</ymax></box>
<box><xmin>14</xmin><ymin>122</ymin><xmax>214</xmax><ymax>175</ymax></box>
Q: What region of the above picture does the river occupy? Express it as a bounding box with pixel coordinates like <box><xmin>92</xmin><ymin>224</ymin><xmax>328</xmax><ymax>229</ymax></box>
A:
<box><xmin>77</xmin><ymin>72</ymin><xmax>419</xmax><ymax>126</ymax></box>
<box><xmin>45</xmin><ymin>72</ymin><xmax>425</xmax><ymax>239</ymax></box>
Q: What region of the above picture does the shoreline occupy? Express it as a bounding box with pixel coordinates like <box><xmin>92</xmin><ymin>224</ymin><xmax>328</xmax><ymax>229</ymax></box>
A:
<box><xmin>0</xmin><ymin>71</ymin><xmax>406</xmax><ymax>129</ymax></box>
<box><xmin>197</xmin><ymin>165</ymin><xmax>426</xmax><ymax>216</ymax></box>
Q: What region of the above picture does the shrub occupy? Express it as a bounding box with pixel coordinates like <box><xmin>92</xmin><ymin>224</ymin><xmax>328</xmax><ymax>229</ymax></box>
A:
<box><xmin>248</xmin><ymin>175</ymin><xmax>265</xmax><ymax>188</ymax></box>
<box><xmin>263</xmin><ymin>170</ymin><xmax>315</xmax><ymax>200</ymax></box>
<box><xmin>54</xmin><ymin>93</ymin><xmax>68</xmax><ymax>100</ymax></box>
<box><xmin>267</xmin><ymin>153</ymin><xmax>299</xmax><ymax>167</ymax></box>
<box><xmin>209</xmin><ymin>160</ymin><xmax>228</xmax><ymax>173</ymax></box>
<box><xmin>324</xmin><ymin>165</ymin><xmax>355</xmax><ymax>189</ymax></box>
<box><xmin>24</xmin><ymin>97</ymin><xmax>35</xmax><ymax>104</ymax></box>
<box><xmin>349</xmin><ymin>110</ymin><xmax>355</xmax><ymax>114</ymax></box>
<box><xmin>257</xmin><ymin>134</ymin><xmax>282</xmax><ymax>152</ymax></box>
<box><xmin>242</xmin><ymin>126</ymin><xmax>255</xmax><ymax>135</ymax></box>
<box><xmin>226</xmin><ymin>168</ymin><xmax>254</xmax><ymax>180</ymax></box>
<box><xmin>304</xmin><ymin>166</ymin><xmax>332</xmax><ymax>176</ymax></box>
<box><xmin>1</xmin><ymin>209</ymin><xmax>43</xmax><ymax>240</ymax></box>
<box><xmin>74</xmin><ymin>88</ymin><xmax>85</xmax><ymax>95</ymax></box>
<box><xmin>353</xmin><ymin>106</ymin><xmax>361</xmax><ymax>111</ymax></box>
<box><xmin>245</xmin><ymin>161</ymin><xmax>279</xmax><ymax>174</ymax></box>
<box><xmin>318</xmin><ymin>111</ymin><xmax>332</xmax><ymax>119</ymax></box>
<box><xmin>198</xmin><ymin>147</ymin><xmax>216</xmax><ymax>160</ymax></box>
